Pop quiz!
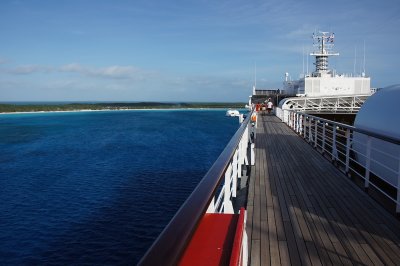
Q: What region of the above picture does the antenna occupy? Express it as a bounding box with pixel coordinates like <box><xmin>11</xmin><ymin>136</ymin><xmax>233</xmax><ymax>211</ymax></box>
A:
<box><xmin>254</xmin><ymin>62</ymin><xmax>257</xmax><ymax>88</ymax></box>
<box><xmin>353</xmin><ymin>46</ymin><xmax>357</xmax><ymax>76</ymax></box>
<box><xmin>302</xmin><ymin>46</ymin><xmax>305</xmax><ymax>76</ymax></box>
<box><xmin>363</xmin><ymin>40</ymin><xmax>366</xmax><ymax>76</ymax></box>
<box><xmin>306</xmin><ymin>48</ymin><xmax>309</xmax><ymax>74</ymax></box>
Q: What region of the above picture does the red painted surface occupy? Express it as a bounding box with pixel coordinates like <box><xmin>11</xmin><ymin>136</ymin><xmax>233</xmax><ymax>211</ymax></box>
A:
<box><xmin>179</xmin><ymin>213</ymin><xmax>238</xmax><ymax>266</ymax></box>
<box><xmin>229</xmin><ymin>208</ymin><xmax>246</xmax><ymax>266</ymax></box>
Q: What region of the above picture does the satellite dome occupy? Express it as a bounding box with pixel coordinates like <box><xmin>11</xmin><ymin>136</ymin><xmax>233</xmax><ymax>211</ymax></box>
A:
<box><xmin>354</xmin><ymin>85</ymin><xmax>400</xmax><ymax>139</ymax></box>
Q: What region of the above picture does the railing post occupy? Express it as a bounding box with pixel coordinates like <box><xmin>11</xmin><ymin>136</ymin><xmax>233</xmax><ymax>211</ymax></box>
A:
<box><xmin>322</xmin><ymin>122</ymin><xmax>326</xmax><ymax>153</ymax></box>
<box><xmin>397</xmin><ymin>159</ymin><xmax>400</xmax><ymax>213</ymax></box>
<box><xmin>238</xmin><ymin>139</ymin><xmax>243</xmax><ymax>178</ymax></box>
<box><xmin>297</xmin><ymin>113</ymin><xmax>300</xmax><ymax>135</ymax></box>
<box><xmin>244</xmin><ymin>126</ymin><xmax>249</xmax><ymax>166</ymax></box>
<box><xmin>314</xmin><ymin>119</ymin><xmax>318</xmax><ymax>148</ymax></box>
<box><xmin>206</xmin><ymin>197</ymin><xmax>215</xmax><ymax>213</ymax></box>
<box><xmin>308</xmin><ymin>117</ymin><xmax>313</xmax><ymax>143</ymax></box>
<box><xmin>293</xmin><ymin>112</ymin><xmax>296</xmax><ymax>129</ymax></box>
<box><xmin>292</xmin><ymin>112</ymin><xmax>295</xmax><ymax>129</ymax></box>
<box><xmin>284</xmin><ymin>109</ymin><xmax>288</xmax><ymax>124</ymax></box>
<box><xmin>291</xmin><ymin>112</ymin><xmax>295</xmax><ymax>130</ymax></box>
<box><xmin>224</xmin><ymin>164</ymin><xmax>234</xmax><ymax>214</ymax></box>
<box><xmin>300</xmin><ymin>114</ymin><xmax>304</xmax><ymax>136</ymax></box>
<box><xmin>364</xmin><ymin>136</ymin><xmax>372</xmax><ymax>189</ymax></box>
<box><xmin>232</xmin><ymin>150</ymin><xmax>238</xmax><ymax>198</ymax></box>
<box><xmin>345</xmin><ymin>129</ymin><xmax>351</xmax><ymax>174</ymax></box>
<box><xmin>251</xmin><ymin>143</ymin><xmax>255</xmax><ymax>166</ymax></box>
<box><xmin>332</xmin><ymin>126</ymin><xmax>337</xmax><ymax>161</ymax></box>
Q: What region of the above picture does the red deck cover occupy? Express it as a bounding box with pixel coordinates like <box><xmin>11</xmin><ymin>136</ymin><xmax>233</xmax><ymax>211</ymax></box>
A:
<box><xmin>179</xmin><ymin>213</ymin><xmax>238</xmax><ymax>266</ymax></box>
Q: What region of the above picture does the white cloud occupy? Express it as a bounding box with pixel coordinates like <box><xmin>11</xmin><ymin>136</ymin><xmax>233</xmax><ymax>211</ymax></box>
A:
<box><xmin>2</xmin><ymin>63</ymin><xmax>146</xmax><ymax>80</ymax></box>
<box><xmin>284</xmin><ymin>25</ymin><xmax>318</xmax><ymax>40</ymax></box>
<box><xmin>59</xmin><ymin>63</ymin><xmax>84</xmax><ymax>72</ymax></box>
<box><xmin>7</xmin><ymin>65</ymin><xmax>52</xmax><ymax>74</ymax></box>
<box><xmin>59</xmin><ymin>64</ymin><xmax>144</xmax><ymax>79</ymax></box>
<box><xmin>94</xmin><ymin>65</ymin><xmax>140</xmax><ymax>79</ymax></box>
<box><xmin>0</xmin><ymin>58</ymin><xmax>9</xmax><ymax>65</ymax></box>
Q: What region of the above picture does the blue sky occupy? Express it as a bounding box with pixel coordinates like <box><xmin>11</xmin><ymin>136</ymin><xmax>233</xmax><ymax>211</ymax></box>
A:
<box><xmin>1</xmin><ymin>0</ymin><xmax>399</xmax><ymax>102</ymax></box>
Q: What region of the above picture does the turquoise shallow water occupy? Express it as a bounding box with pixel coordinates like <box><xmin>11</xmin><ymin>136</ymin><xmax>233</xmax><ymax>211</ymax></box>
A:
<box><xmin>0</xmin><ymin>110</ymin><xmax>239</xmax><ymax>265</ymax></box>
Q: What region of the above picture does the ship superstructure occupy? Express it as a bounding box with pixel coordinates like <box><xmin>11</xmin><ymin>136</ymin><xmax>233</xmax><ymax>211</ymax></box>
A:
<box><xmin>283</xmin><ymin>31</ymin><xmax>372</xmax><ymax>97</ymax></box>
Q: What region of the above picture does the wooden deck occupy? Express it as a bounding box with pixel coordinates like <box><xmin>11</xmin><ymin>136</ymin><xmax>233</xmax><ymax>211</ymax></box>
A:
<box><xmin>246</xmin><ymin>115</ymin><xmax>400</xmax><ymax>266</ymax></box>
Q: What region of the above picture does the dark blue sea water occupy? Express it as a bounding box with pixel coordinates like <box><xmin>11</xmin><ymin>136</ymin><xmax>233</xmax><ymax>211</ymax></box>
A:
<box><xmin>0</xmin><ymin>110</ymin><xmax>239</xmax><ymax>265</ymax></box>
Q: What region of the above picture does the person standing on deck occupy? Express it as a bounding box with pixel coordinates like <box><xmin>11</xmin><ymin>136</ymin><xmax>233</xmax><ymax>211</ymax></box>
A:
<box><xmin>266</xmin><ymin>98</ymin><xmax>274</xmax><ymax>114</ymax></box>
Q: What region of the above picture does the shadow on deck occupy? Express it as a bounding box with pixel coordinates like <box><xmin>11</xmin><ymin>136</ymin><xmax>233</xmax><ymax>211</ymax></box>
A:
<box><xmin>246</xmin><ymin>115</ymin><xmax>400</xmax><ymax>266</ymax></box>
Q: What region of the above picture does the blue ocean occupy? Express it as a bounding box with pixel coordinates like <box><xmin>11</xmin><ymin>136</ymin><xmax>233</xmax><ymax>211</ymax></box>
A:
<box><xmin>0</xmin><ymin>110</ymin><xmax>239</xmax><ymax>265</ymax></box>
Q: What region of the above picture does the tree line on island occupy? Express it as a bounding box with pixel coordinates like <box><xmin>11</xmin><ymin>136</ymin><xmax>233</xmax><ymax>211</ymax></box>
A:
<box><xmin>0</xmin><ymin>102</ymin><xmax>246</xmax><ymax>113</ymax></box>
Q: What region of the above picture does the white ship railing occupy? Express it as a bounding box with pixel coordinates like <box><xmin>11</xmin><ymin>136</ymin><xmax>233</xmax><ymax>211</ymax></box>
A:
<box><xmin>139</xmin><ymin>111</ymin><xmax>255</xmax><ymax>265</ymax></box>
<box><xmin>276</xmin><ymin>107</ymin><xmax>400</xmax><ymax>213</ymax></box>
<box><xmin>281</xmin><ymin>95</ymin><xmax>370</xmax><ymax>114</ymax></box>
<box><xmin>206</xmin><ymin>115</ymin><xmax>253</xmax><ymax>214</ymax></box>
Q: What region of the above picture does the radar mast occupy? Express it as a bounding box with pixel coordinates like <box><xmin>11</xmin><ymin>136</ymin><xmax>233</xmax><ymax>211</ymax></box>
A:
<box><xmin>311</xmin><ymin>31</ymin><xmax>339</xmax><ymax>76</ymax></box>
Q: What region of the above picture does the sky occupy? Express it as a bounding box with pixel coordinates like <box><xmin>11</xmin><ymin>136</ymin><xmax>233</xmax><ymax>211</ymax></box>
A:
<box><xmin>1</xmin><ymin>0</ymin><xmax>399</xmax><ymax>102</ymax></box>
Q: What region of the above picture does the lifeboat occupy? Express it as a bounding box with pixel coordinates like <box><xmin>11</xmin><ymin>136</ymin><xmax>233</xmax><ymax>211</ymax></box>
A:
<box><xmin>226</xmin><ymin>109</ymin><xmax>240</xmax><ymax>117</ymax></box>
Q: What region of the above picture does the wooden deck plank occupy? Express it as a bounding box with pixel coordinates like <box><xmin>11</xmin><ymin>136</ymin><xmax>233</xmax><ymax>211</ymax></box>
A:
<box><xmin>287</xmin><ymin>143</ymin><xmax>374</xmax><ymax>266</ymax></box>
<box><xmin>282</xmin><ymin>220</ymin><xmax>302</xmax><ymax>266</ymax></box>
<box><xmin>262</xmin><ymin>121</ymin><xmax>301</xmax><ymax>266</ymax></box>
<box><xmin>295</xmin><ymin>150</ymin><xmax>400</xmax><ymax>265</ymax></box>
<box><xmin>278</xmin><ymin>241</ymin><xmax>291</xmax><ymax>266</ymax></box>
<box><xmin>274</xmin><ymin>121</ymin><xmax>394</xmax><ymax>264</ymax></box>
<box><xmin>278</xmin><ymin>140</ymin><xmax>368</xmax><ymax>261</ymax></box>
<box><xmin>270</xmin><ymin>119</ymin><xmax>315</xmax><ymax>264</ymax></box>
<box><xmin>265</xmin><ymin>118</ymin><xmax>313</xmax><ymax>266</ymax></box>
<box><xmin>249</xmin><ymin>136</ymin><xmax>262</xmax><ymax>264</ymax></box>
<box><xmin>316</xmin><ymin>172</ymin><xmax>400</xmax><ymax>264</ymax></box>
<box><xmin>245</xmin><ymin>114</ymin><xmax>400</xmax><ymax>266</ymax></box>
<box><xmin>246</xmin><ymin>163</ymin><xmax>255</xmax><ymax>258</ymax></box>
<box><xmin>251</xmin><ymin>239</ymin><xmax>261</xmax><ymax>266</ymax></box>
<box><xmin>268</xmin><ymin>206</ymin><xmax>280</xmax><ymax>266</ymax></box>
<box><xmin>260</xmin><ymin>220</ymin><xmax>270</xmax><ymax>266</ymax></box>
<box><xmin>290</xmin><ymin>171</ymin><xmax>351</xmax><ymax>265</ymax></box>
<box><xmin>290</xmin><ymin>181</ymin><xmax>339</xmax><ymax>265</ymax></box>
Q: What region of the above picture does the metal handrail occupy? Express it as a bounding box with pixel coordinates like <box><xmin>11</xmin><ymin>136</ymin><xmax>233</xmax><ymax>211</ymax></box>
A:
<box><xmin>276</xmin><ymin>107</ymin><xmax>400</xmax><ymax>213</ymax></box>
<box><xmin>304</xmin><ymin>113</ymin><xmax>400</xmax><ymax>145</ymax></box>
<box><xmin>277</xmin><ymin>108</ymin><xmax>400</xmax><ymax>145</ymax></box>
<box><xmin>138</xmin><ymin>112</ymin><xmax>252</xmax><ymax>266</ymax></box>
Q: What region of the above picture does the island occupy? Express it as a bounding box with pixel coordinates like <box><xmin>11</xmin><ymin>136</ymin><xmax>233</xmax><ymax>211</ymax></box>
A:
<box><xmin>0</xmin><ymin>102</ymin><xmax>246</xmax><ymax>113</ymax></box>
